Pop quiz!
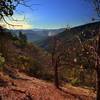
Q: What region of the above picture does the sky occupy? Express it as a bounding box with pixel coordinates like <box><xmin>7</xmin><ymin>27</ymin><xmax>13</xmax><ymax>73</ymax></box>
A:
<box><xmin>5</xmin><ymin>0</ymin><xmax>97</xmax><ymax>29</ymax></box>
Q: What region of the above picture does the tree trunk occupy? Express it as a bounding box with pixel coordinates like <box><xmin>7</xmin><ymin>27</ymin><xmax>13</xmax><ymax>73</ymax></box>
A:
<box><xmin>96</xmin><ymin>67</ymin><xmax>100</xmax><ymax>100</ymax></box>
<box><xmin>0</xmin><ymin>35</ymin><xmax>8</xmax><ymax>62</ymax></box>
<box><xmin>54</xmin><ymin>61</ymin><xmax>59</xmax><ymax>88</ymax></box>
<box><xmin>96</xmin><ymin>33</ymin><xmax>100</xmax><ymax>100</ymax></box>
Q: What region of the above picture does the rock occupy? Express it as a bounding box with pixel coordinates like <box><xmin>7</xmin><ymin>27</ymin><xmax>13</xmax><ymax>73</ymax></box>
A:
<box><xmin>3</xmin><ymin>66</ymin><xmax>19</xmax><ymax>79</ymax></box>
<box><xmin>0</xmin><ymin>78</ymin><xmax>8</xmax><ymax>87</ymax></box>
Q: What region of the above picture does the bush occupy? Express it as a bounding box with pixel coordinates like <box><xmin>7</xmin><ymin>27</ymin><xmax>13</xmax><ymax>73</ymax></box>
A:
<box><xmin>28</xmin><ymin>60</ymin><xmax>42</xmax><ymax>76</ymax></box>
<box><xmin>16</xmin><ymin>55</ymin><xmax>42</xmax><ymax>76</ymax></box>
<box><xmin>71</xmin><ymin>78</ymin><xmax>80</xmax><ymax>86</ymax></box>
<box><xmin>16</xmin><ymin>55</ymin><xmax>31</xmax><ymax>70</ymax></box>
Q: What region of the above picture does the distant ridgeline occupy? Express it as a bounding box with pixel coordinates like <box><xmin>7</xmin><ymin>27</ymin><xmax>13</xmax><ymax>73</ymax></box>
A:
<box><xmin>10</xmin><ymin>28</ymin><xmax>66</xmax><ymax>43</ymax></box>
<box><xmin>38</xmin><ymin>21</ymin><xmax>100</xmax><ymax>49</ymax></box>
<box><xmin>58</xmin><ymin>21</ymin><xmax>100</xmax><ymax>40</ymax></box>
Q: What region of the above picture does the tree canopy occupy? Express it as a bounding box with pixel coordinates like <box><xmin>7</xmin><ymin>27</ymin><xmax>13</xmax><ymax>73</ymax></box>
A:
<box><xmin>0</xmin><ymin>0</ymin><xmax>24</xmax><ymax>19</ymax></box>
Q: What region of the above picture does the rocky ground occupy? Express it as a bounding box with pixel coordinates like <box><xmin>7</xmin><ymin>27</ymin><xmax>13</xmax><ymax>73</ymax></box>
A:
<box><xmin>0</xmin><ymin>71</ymin><xmax>96</xmax><ymax>100</ymax></box>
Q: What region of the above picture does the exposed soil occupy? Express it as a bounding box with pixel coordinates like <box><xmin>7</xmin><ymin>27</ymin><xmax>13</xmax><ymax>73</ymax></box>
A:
<box><xmin>0</xmin><ymin>72</ymin><xmax>95</xmax><ymax>100</ymax></box>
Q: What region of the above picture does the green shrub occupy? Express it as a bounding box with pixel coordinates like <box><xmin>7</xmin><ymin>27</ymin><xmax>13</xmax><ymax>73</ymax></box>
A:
<box><xmin>29</xmin><ymin>60</ymin><xmax>42</xmax><ymax>76</ymax></box>
<box><xmin>16</xmin><ymin>55</ymin><xmax>31</xmax><ymax>70</ymax></box>
<box><xmin>71</xmin><ymin>78</ymin><xmax>80</xmax><ymax>86</ymax></box>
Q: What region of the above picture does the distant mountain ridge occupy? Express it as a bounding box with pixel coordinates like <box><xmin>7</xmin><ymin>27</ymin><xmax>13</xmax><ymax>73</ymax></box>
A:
<box><xmin>11</xmin><ymin>28</ymin><xmax>66</xmax><ymax>42</ymax></box>
<box><xmin>38</xmin><ymin>21</ymin><xmax>100</xmax><ymax>49</ymax></box>
<box><xmin>58</xmin><ymin>21</ymin><xmax>100</xmax><ymax>39</ymax></box>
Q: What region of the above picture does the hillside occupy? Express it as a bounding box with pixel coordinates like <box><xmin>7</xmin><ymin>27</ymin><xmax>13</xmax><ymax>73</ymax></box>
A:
<box><xmin>58</xmin><ymin>21</ymin><xmax>100</xmax><ymax>39</ymax></box>
<box><xmin>0</xmin><ymin>71</ymin><xmax>95</xmax><ymax>100</ymax></box>
<box><xmin>38</xmin><ymin>21</ymin><xmax>100</xmax><ymax>49</ymax></box>
<box><xmin>0</xmin><ymin>23</ymin><xmax>98</xmax><ymax>100</ymax></box>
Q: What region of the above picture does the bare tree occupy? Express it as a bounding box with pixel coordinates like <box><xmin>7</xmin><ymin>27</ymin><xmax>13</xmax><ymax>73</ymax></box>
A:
<box><xmin>91</xmin><ymin>0</ymin><xmax>100</xmax><ymax>99</ymax></box>
<box><xmin>51</xmin><ymin>36</ymin><xmax>60</xmax><ymax>88</ymax></box>
<box><xmin>84</xmin><ymin>0</ymin><xmax>100</xmax><ymax>99</ymax></box>
<box><xmin>50</xmin><ymin>35</ymin><xmax>70</xmax><ymax>88</ymax></box>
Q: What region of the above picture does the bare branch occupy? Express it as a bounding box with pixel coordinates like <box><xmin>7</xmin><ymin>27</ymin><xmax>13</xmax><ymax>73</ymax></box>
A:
<box><xmin>2</xmin><ymin>16</ymin><xmax>22</xmax><ymax>27</ymax></box>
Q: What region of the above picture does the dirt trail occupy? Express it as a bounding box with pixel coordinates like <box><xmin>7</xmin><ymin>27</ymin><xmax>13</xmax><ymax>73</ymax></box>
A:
<box><xmin>0</xmin><ymin>72</ymin><xmax>95</xmax><ymax>100</ymax></box>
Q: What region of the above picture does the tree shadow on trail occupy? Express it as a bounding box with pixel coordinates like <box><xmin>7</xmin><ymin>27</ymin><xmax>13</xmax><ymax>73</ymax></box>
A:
<box><xmin>58</xmin><ymin>87</ymin><xmax>95</xmax><ymax>100</ymax></box>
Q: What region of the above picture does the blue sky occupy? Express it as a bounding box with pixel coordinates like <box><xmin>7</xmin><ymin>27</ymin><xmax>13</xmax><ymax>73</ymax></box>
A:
<box><xmin>10</xmin><ymin>0</ymin><xmax>96</xmax><ymax>29</ymax></box>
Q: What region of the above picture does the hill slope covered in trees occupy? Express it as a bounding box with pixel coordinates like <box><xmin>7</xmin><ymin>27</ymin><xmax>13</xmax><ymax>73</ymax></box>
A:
<box><xmin>38</xmin><ymin>21</ymin><xmax>100</xmax><ymax>49</ymax></box>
